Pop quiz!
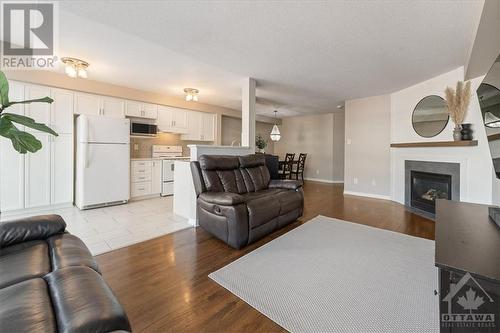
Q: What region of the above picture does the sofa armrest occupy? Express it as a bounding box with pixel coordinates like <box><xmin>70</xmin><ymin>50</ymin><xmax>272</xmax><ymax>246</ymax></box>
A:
<box><xmin>268</xmin><ymin>180</ymin><xmax>303</xmax><ymax>190</ymax></box>
<box><xmin>199</xmin><ymin>192</ymin><xmax>245</xmax><ymax>205</ymax></box>
<box><xmin>0</xmin><ymin>214</ymin><xmax>66</xmax><ymax>248</ymax></box>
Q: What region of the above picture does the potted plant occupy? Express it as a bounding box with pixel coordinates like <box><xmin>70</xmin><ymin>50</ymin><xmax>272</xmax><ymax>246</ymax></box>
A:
<box><xmin>0</xmin><ymin>71</ymin><xmax>57</xmax><ymax>153</ymax></box>
<box><xmin>255</xmin><ymin>133</ymin><xmax>267</xmax><ymax>153</ymax></box>
<box><xmin>444</xmin><ymin>81</ymin><xmax>471</xmax><ymax>141</ymax></box>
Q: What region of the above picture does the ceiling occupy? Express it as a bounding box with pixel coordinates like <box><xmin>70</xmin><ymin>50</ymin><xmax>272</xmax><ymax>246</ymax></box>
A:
<box><xmin>58</xmin><ymin>1</ymin><xmax>484</xmax><ymax>117</ymax></box>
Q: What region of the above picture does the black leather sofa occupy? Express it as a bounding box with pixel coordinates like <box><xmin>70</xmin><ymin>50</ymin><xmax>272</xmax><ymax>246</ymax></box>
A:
<box><xmin>0</xmin><ymin>214</ymin><xmax>131</xmax><ymax>333</ymax></box>
<box><xmin>191</xmin><ymin>154</ymin><xmax>304</xmax><ymax>249</ymax></box>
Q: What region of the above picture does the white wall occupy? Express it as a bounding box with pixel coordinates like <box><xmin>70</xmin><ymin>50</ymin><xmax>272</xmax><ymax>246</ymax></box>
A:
<box><xmin>274</xmin><ymin>113</ymin><xmax>344</xmax><ymax>183</ymax></box>
<box><xmin>390</xmin><ymin>67</ymin><xmax>493</xmax><ymax>205</ymax></box>
<box><xmin>344</xmin><ymin>94</ymin><xmax>391</xmax><ymax>199</ymax></box>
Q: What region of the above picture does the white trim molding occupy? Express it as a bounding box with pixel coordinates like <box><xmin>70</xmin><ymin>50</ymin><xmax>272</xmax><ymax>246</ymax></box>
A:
<box><xmin>343</xmin><ymin>190</ymin><xmax>391</xmax><ymax>201</ymax></box>
<box><xmin>304</xmin><ymin>177</ymin><xmax>344</xmax><ymax>184</ymax></box>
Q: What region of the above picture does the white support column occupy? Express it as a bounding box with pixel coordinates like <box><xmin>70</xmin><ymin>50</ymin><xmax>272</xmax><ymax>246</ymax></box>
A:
<box><xmin>241</xmin><ymin>77</ymin><xmax>256</xmax><ymax>152</ymax></box>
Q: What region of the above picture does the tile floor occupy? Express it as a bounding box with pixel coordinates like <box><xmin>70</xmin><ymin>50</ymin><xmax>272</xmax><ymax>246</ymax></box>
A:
<box><xmin>0</xmin><ymin>197</ymin><xmax>192</xmax><ymax>255</ymax></box>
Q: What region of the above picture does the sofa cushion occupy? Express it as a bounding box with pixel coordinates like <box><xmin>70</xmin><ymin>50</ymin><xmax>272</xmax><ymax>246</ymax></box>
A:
<box><xmin>47</xmin><ymin>234</ymin><xmax>100</xmax><ymax>273</ymax></box>
<box><xmin>44</xmin><ymin>266</ymin><xmax>131</xmax><ymax>333</ymax></box>
<box><xmin>240</xmin><ymin>166</ymin><xmax>270</xmax><ymax>192</ymax></box>
<box><xmin>246</xmin><ymin>196</ymin><xmax>281</xmax><ymax>229</ymax></box>
<box><xmin>238</xmin><ymin>154</ymin><xmax>265</xmax><ymax>168</ymax></box>
<box><xmin>0</xmin><ymin>214</ymin><xmax>66</xmax><ymax>248</ymax></box>
<box><xmin>0</xmin><ymin>240</ymin><xmax>50</xmax><ymax>289</ymax></box>
<box><xmin>0</xmin><ymin>278</ymin><xmax>57</xmax><ymax>333</ymax></box>
<box><xmin>241</xmin><ymin>188</ymin><xmax>286</xmax><ymax>202</ymax></box>
<box><xmin>199</xmin><ymin>155</ymin><xmax>239</xmax><ymax>170</ymax></box>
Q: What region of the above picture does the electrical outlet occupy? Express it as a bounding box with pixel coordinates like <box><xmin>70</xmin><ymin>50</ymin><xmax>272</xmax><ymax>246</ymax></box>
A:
<box><xmin>346</xmin><ymin>138</ymin><xmax>352</xmax><ymax>145</ymax></box>
<box><xmin>134</xmin><ymin>144</ymin><xmax>139</xmax><ymax>151</ymax></box>
<box><xmin>316</xmin><ymin>170</ymin><xmax>320</xmax><ymax>175</ymax></box>
<box><xmin>371</xmin><ymin>179</ymin><xmax>376</xmax><ymax>186</ymax></box>
<box><xmin>353</xmin><ymin>177</ymin><xmax>358</xmax><ymax>185</ymax></box>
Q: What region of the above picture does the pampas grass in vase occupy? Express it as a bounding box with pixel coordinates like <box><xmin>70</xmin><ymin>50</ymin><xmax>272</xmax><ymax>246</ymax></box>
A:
<box><xmin>444</xmin><ymin>81</ymin><xmax>471</xmax><ymax>141</ymax></box>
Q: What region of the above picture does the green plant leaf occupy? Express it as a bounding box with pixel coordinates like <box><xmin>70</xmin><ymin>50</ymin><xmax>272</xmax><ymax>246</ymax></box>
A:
<box><xmin>5</xmin><ymin>96</ymin><xmax>54</xmax><ymax>108</ymax></box>
<box><xmin>2</xmin><ymin>113</ymin><xmax>58</xmax><ymax>136</ymax></box>
<box><xmin>0</xmin><ymin>71</ymin><xmax>9</xmax><ymax>108</ymax></box>
<box><xmin>0</xmin><ymin>117</ymin><xmax>43</xmax><ymax>153</ymax></box>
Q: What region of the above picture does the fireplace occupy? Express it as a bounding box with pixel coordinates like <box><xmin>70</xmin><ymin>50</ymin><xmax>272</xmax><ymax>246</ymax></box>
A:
<box><xmin>410</xmin><ymin>171</ymin><xmax>451</xmax><ymax>214</ymax></box>
<box><xmin>404</xmin><ymin>160</ymin><xmax>460</xmax><ymax>218</ymax></box>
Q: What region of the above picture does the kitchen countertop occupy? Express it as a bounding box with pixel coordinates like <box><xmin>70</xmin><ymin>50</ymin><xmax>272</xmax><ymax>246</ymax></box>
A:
<box><xmin>130</xmin><ymin>157</ymin><xmax>191</xmax><ymax>161</ymax></box>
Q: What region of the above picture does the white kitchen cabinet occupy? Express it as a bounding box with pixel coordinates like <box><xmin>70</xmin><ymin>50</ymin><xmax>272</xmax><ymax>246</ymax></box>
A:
<box><xmin>51</xmin><ymin>134</ymin><xmax>73</xmax><ymax>205</ymax></box>
<box><xmin>50</xmin><ymin>88</ymin><xmax>73</xmax><ymax>134</ymax></box>
<box><xmin>200</xmin><ymin>113</ymin><xmax>215</xmax><ymax>141</ymax></box>
<box><xmin>143</xmin><ymin>103</ymin><xmax>158</xmax><ymax>119</ymax></box>
<box><xmin>74</xmin><ymin>92</ymin><xmax>101</xmax><ymax>116</ymax></box>
<box><xmin>172</xmin><ymin>108</ymin><xmax>188</xmax><ymax>131</ymax></box>
<box><xmin>181</xmin><ymin>111</ymin><xmax>215</xmax><ymax>141</ymax></box>
<box><xmin>74</xmin><ymin>93</ymin><xmax>125</xmax><ymax>117</ymax></box>
<box><xmin>0</xmin><ymin>138</ymin><xmax>25</xmax><ymax>212</ymax></box>
<box><xmin>101</xmin><ymin>96</ymin><xmax>125</xmax><ymax>117</ymax></box>
<box><xmin>151</xmin><ymin>160</ymin><xmax>162</xmax><ymax>194</ymax></box>
<box><xmin>125</xmin><ymin>101</ymin><xmax>157</xmax><ymax>119</ymax></box>
<box><xmin>130</xmin><ymin>160</ymin><xmax>162</xmax><ymax>198</ymax></box>
<box><xmin>157</xmin><ymin>105</ymin><xmax>188</xmax><ymax>133</ymax></box>
<box><xmin>24</xmin><ymin>133</ymin><xmax>51</xmax><ymax>209</ymax></box>
<box><xmin>24</xmin><ymin>84</ymin><xmax>51</xmax><ymax>129</ymax></box>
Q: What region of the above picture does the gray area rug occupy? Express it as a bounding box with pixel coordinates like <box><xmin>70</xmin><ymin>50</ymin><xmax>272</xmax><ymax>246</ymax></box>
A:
<box><xmin>209</xmin><ymin>215</ymin><xmax>439</xmax><ymax>333</ymax></box>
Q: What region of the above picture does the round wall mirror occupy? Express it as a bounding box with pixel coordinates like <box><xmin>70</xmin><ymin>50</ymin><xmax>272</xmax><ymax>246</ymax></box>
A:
<box><xmin>412</xmin><ymin>95</ymin><xmax>449</xmax><ymax>138</ymax></box>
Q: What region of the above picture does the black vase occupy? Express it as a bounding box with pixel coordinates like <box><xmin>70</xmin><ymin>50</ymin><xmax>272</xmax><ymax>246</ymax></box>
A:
<box><xmin>460</xmin><ymin>123</ymin><xmax>473</xmax><ymax>140</ymax></box>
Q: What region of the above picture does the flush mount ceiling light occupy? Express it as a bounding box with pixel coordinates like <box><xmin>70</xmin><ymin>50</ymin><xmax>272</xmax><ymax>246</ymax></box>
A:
<box><xmin>270</xmin><ymin>110</ymin><xmax>281</xmax><ymax>142</ymax></box>
<box><xmin>184</xmin><ymin>88</ymin><xmax>199</xmax><ymax>102</ymax></box>
<box><xmin>61</xmin><ymin>57</ymin><xmax>89</xmax><ymax>78</ymax></box>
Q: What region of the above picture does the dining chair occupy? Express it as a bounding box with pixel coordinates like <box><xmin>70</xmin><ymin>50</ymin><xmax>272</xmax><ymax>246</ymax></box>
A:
<box><xmin>290</xmin><ymin>153</ymin><xmax>307</xmax><ymax>181</ymax></box>
<box><xmin>278</xmin><ymin>153</ymin><xmax>295</xmax><ymax>179</ymax></box>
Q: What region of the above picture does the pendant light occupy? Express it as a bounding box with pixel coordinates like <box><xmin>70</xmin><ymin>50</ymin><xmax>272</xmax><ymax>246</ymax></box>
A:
<box><xmin>270</xmin><ymin>110</ymin><xmax>281</xmax><ymax>142</ymax></box>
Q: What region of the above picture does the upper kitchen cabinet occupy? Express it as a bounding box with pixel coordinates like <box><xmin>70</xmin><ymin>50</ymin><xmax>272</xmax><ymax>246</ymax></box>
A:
<box><xmin>157</xmin><ymin>105</ymin><xmax>188</xmax><ymax>133</ymax></box>
<box><xmin>125</xmin><ymin>100</ymin><xmax>158</xmax><ymax>119</ymax></box>
<box><xmin>74</xmin><ymin>92</ymin><xmax>101</xmax><ymax>116</ymax></box>
<box><xmin>181</xmin><ymin>111</ymin><xmax>215</xmax><ymax>141</ymax></box>
<box><xmin>74</xmin><ymin>93</ymin><xmax>124</xmax><ymax>118</ymax></box>
<box><xmin>101</xmin><ymin>96</ymin><xmax>125</xmax><ymax>117</ymax></box>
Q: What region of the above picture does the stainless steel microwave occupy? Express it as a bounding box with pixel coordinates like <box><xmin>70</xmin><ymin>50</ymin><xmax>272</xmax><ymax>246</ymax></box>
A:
<box><xmin>131</xmin><ymin>122</ymin><xmax>157</xmax><ymax>136</ymax></box>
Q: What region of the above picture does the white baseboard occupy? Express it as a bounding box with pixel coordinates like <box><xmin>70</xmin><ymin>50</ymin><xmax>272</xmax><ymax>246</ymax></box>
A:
<box><xmin>343</xmin><ymin>190</ymin><xmax>391</xmax><ymax>201</ymax></box>
<box><xmin>304</xmin><ymin>177</ymin><xmax>344</xmax><ymax>184</ymax></box>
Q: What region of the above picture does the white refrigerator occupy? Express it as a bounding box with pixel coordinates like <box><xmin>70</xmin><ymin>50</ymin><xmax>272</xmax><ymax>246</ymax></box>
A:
<box><xmin>75</xmin><ymin>115</ymin><xmax>130</xmax><ymax>209</ymax></box>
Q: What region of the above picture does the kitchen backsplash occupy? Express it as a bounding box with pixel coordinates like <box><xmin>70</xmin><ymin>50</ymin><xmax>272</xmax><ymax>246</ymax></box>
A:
<box><xmin>130</xmin><ymin>133</ymin><xmax>210</xmax><ymax>158</ymax></box>
<box><xmin>131</xmin><ymin>133</ymin><xmax>188</xmax><ymax>158</ymax></box>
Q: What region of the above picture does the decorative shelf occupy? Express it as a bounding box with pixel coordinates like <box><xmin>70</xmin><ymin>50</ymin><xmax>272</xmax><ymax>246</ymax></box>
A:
<box><xmin>390</xmin><ymin>140</ymin><xmax>478</xmax><ymax>148</ymax></box>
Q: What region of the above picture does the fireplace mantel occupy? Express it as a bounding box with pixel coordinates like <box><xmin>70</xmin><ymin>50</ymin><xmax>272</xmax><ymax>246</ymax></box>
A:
<box><xmin>390</xmin><ymin>140</ymin><xmax>478</xmax><ymax>148</ymax></box>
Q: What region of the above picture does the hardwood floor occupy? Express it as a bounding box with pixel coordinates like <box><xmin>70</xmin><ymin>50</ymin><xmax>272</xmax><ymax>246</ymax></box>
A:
<box><xmin>96</xmin><ymin>181</ymin><xmax>434</xmax><ymax>332</ymax></box>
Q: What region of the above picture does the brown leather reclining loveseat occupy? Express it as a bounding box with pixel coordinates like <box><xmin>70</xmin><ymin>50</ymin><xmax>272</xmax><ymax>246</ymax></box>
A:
<box><xmin>190</xmin><ymin>154</ymin><xmax>304</xmax><ymax>249</ymax></box>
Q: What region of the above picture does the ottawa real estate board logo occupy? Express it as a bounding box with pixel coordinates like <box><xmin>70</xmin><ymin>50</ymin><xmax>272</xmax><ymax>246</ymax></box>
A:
<box><xmin>1</xmin><ymin>1</ymin><xmax>58</xmax><ymax>70</ymax></box>
<box><xmin>441</xmin><ymin>272</ymin><xmax>496</xmax><ymax>330</ymax></box>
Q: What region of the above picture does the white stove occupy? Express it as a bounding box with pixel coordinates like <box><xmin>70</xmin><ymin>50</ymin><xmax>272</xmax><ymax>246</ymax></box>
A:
<box><xmin>152</xmin><ymin>145</ymin><xmax>183</xmax><ymax>196</ymax></box>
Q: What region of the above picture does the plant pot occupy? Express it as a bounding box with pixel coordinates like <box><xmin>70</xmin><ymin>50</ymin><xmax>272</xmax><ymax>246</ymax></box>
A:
<box><xmin>460</xmin><ymin>123</ymin><xmax>473</xmax><ymax>140</ymax></box>
<box><xmin>453</xmin><ymin>125</ymin><xmax>462</xmax><ymax>141</ymax></box>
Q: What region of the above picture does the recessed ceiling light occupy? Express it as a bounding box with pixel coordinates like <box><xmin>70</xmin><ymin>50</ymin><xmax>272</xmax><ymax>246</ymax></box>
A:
<box><xmin>61</xmin><ymin>57</ymin><xmax>89</xmax><ymax>79</ymax></box>
<box><xmin>184</xmin><ymin>88</ymin><xmax>199</xmax><ymax>102</ymax></box>
<box><xmin>336</xmin><ymin>104</ymin><xmax>344</xmax><ymax>109</ymax></box>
